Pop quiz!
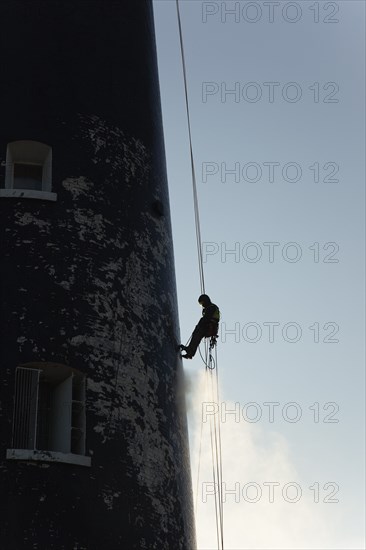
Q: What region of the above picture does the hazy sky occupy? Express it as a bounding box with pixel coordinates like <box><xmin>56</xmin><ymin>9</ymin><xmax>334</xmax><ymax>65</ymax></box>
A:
<box><xmin>153</xmin><ymin>1</ymin><xmax>365</xmax><ymax>548</ymax></box>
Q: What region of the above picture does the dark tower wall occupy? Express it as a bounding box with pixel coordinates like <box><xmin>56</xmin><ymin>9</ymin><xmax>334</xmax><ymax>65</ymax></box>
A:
<box><xmin>0</xmin><ymin>1</ymin><xmax>195</xmax><ymax>549</ymax></box>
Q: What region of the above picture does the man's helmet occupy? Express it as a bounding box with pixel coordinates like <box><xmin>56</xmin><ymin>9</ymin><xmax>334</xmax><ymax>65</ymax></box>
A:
<box><xmin>198</xmin><ymin>294</ymin><xmax>211</xmax><ymax>306</ymax></box>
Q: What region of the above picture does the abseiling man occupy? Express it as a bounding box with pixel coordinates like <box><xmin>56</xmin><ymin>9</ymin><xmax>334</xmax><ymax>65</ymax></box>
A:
<box><xmin>180</xmin><ymin>294</ymin><xmax>220</xmax><ymax>359</ymax></box>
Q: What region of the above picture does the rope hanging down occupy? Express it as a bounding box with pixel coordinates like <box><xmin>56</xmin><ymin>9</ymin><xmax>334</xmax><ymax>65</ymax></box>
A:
<box><xmin>195</xmin><ymin>341</ymin><xmax>224</xmax><ymax>550</ymax></box>
<box><xmin>207</xmin><ymin>342</ymin><xmax>224</xmax><ymax>550</ymax></box>
<box><xmin>176</xmin><ymin>0</ymin><xmax>205</xmax><ymax>296</ymax></box>
<box><xmin>195</xmin><ymin>340</ymin><xmax>224</xmax><ymax>549</ymax></box>
<box><xmin>176</xmin><ymin>2</ymin><xmax>224</xmax><ymax>547</ymax></box>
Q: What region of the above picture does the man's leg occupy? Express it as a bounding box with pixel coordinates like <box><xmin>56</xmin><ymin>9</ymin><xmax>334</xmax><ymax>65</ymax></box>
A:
<box><xmin>183</xmin><ymin>325</ymin><xmax>205</xmax><ymax>358</ymax></box>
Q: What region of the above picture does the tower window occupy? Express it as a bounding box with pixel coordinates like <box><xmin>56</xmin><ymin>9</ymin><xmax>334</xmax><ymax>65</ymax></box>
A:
<box><xmin>5</xmin><ymin>140</ymin><xmax>52</xmax><ymax>192</ymax></box>
<box><xmin>7</xmin><ymin>363</ymin><xmax>90</xmax><ymax>467</ymax></box>
<box><xmin>13</xmin><ymin>163</ymin><xmax>43</xmax><ymax>190</ymax></box>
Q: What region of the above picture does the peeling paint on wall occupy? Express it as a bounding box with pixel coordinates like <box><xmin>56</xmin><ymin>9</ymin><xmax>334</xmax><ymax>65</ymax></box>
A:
<box><xmin>0</xmin><ymin>2</ymin><xmax>195</xmax><ymax>549</ymax></box>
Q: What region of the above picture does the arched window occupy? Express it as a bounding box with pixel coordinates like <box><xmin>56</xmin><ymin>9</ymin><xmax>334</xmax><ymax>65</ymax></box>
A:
<box><xmin>6</xmin><ymin>363</ymin><xmax>90</xmax><ymax>467</ymax></box>
<box><xmin>5</xmin><ymin>141</ymin><xmax>52</xmax><ymax>191</ymax></box>
<box><xmin>0</xmin><ymin>140</ymin><xmax>56</xmax><ymax>201</ymax></box>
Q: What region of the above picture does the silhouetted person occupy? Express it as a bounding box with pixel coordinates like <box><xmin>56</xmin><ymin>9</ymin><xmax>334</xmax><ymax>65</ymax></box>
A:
<box><xmin>180</xmin><ymin>294</ymin><xmax>220</xmax><ymax>359</ymax></box>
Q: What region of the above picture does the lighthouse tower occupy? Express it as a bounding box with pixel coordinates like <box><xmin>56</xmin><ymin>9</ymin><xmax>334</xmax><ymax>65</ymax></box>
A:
<box><xmin>0</xmin><ymin>1</ymin><xmax>195</xmax><ymax>548</ymax></box>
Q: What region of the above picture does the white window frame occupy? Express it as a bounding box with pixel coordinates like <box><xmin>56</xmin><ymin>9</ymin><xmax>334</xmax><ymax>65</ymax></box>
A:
<box><xmin>6</xmin><ymin>363</ymin><xmax>90</xmax><ymax>467</ymax></box>
<box><xmin>0</xmin><ymin>140</ymin><xmax>57</xmax><ymax>201</ymax></box>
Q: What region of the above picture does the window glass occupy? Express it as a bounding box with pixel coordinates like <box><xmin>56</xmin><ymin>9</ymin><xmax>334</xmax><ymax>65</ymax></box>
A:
<box><xmin>13</xmin><ymin>163</ymin><xmax>43</xmax><ymax>190</ymax></box>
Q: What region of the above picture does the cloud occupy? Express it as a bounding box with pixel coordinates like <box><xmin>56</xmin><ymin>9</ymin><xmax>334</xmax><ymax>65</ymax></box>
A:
<box><xmin>186</xmin><ymin>368</ymin><xmax>359</xmax><ymax>550</ymax></box>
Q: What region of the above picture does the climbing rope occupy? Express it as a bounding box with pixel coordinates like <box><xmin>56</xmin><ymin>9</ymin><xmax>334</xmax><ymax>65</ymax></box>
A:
<box><xmin>214</xmin><ymin>343</ymin><xmax>224</xmax><ymax>549</ymax></box>
<box><xmin>176</xmin><ymin>1</ymin><xmax>224</xmax><ymax>547</ymax></box>
<box><xmin>206</xmin><ymin>341</ymin><xmax>224</xmax><ymax>550</ymax></box>
<box><xmin>194</xmin><ymin>334</ymin><xmax>224</xmax><ymax>550</ymax></box>
<box><xmin>176</xmin><ymin>0</ymin><xmax>205</xmax><ymax>296</ymax></box>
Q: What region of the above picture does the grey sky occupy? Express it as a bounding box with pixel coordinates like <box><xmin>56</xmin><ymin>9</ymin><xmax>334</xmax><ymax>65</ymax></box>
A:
<box><xmin>153</xmin><ymin>1</ymin><xmax>365</xmax><ymax>548</ymax></box>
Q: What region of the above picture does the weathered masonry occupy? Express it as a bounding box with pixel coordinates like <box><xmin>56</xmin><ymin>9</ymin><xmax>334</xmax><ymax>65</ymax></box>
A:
<box><xmin>0</xmin><ymin>1</ymin><xmax>195</xmax><ymax>548</ymax></box>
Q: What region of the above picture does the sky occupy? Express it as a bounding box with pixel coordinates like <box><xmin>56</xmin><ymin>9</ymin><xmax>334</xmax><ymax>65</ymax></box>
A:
<box><xmin>153</xmin><ymin>1</ymin><xmax>365</xmax><ymax>549</ymax></box>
